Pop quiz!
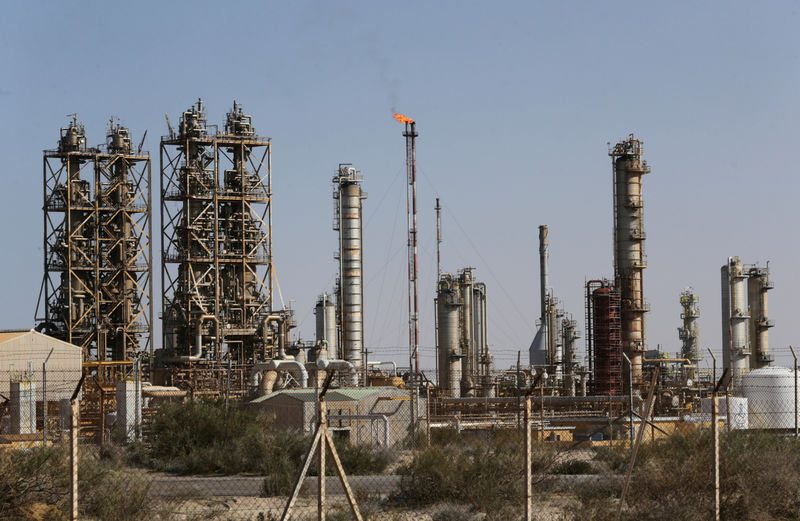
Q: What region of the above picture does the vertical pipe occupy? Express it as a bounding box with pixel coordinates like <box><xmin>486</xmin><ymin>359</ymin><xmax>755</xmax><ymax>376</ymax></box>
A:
<box><xmin>401</xmin><ymin>120</ymin><xmax>421</xmax><ymax>381</ymax></box>
<box><xmin>435</xmin><ymin>198</ymin><xmax>442</xmax><ymax>279</ymax></box>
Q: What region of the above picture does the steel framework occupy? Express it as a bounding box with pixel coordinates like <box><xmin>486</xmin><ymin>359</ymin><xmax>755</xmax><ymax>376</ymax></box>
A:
<box><xmin>37</xmin><ymin>116</ymin><xmax>153</xmax><ymax>368</ymax></box>
<box><xmin>159</xmin><ymin>100</ymin><xmax>281</xmax><ymax>390</ymax></box>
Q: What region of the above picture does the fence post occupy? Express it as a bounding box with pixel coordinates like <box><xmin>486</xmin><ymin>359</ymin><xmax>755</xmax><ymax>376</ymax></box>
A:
<box><xmin>539</xmin><ymin>380</ymin><xmax>545</xmax><ymax>443</ymax></box>
<box><xmin>69</xmin><ymin>374</ymin><xmax>84</xmax><ymax>521</ymax></box>
<box><xmin>710</xmin><ymin>368</ymin><xmax>727</xmax><ymax>521</ymax></box>
<box><xmin>790</xmin><ymin>346</ymin><xmax>798</xmax><ymax>438</ymax></box>
<box><xmin>712</xmin><ymin>391</ymin><xmax>720</xmax><ymax>521</ymax></box>
<box><xmin>42</xmin><ymin>364</ymin><xmax>47</xmax><ymax>445</ymax></box>
<box><xmin>318</xmin><ymin>396</ymin><xmax>326</xmax><ymax>521</ymax></box>
<box><xmin>42</xmin><ymin>348</ymin><xmax>53</xmax><ymax>446</ymax></box>
<box><xmin>524</xmin><ymin>395</ymin><xmax>532</xmax><ymax>521</ymax></box>
<box><xmin>426</xmin><ymin>385</ymin><xmax>431</xmax><ymax>448</ymax></box>
<box><xmin>622</xmin><ymin>353</ymin><xmax>633</xmax><ymax>442</ymax></box>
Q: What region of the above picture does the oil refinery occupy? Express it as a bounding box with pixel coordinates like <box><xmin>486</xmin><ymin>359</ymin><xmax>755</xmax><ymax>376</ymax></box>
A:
<box><xmin>0</xmin><ymin>99</ymin><xmax>791</xmax><ymax>447</ymax></box>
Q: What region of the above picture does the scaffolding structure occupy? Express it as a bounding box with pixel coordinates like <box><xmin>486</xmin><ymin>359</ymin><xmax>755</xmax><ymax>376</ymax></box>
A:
<box><xmin>586</xmin><ymin>280</ymin><xmax>622</xmax><ymax>395</ymax></box>
<box><xmin>159</xmin><ymin>100</ymin><xmax>287</xmax><ymax>392</ymax></box>
<box><xmin>37</xmin><ymin>116</ymin><xmax>153</xmax><ymax>376</ymax></box>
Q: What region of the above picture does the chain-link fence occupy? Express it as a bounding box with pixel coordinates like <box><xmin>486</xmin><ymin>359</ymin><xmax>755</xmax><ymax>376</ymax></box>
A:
<box><xmin>3</xmin><ymin>363</ymin><xmax>800</xmax><ymax>520</ymax></box>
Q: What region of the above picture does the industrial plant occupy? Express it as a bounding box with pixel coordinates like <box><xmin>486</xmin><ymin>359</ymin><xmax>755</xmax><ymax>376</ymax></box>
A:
<box><xmin>1</xmin><ymin>100</ymin><xmax>795</xmax><ymax>456</ymax></box>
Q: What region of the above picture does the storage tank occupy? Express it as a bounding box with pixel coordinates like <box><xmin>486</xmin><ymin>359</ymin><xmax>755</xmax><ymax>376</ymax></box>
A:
<box><xmin>740</xmin><ymin>366</ymin><xmax>799</xmax><ymax>429</ymax></box>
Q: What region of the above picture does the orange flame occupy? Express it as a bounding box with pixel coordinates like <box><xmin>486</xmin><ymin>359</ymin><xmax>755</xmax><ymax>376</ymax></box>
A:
<box><xmin>393</xmin><ymin>113</ymin><xmax>414</xmax><ymax>124</ymax></box>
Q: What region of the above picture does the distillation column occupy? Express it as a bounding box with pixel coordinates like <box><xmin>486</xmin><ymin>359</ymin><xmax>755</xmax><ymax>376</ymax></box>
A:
<box><xmin>721</xmin><ymin>257</ymin><xmax>750</xmax><ymax>380</ymax></box>
<box><xmin>610</xmin><ymin>135</ymin><xmax>650</xmax><ymax>387</ymax></box>
<box><xmin>436</xmin><ymin>275</ymin><xmax>461</xmax><ymax>397</ymax></box>
<box><xmin>561</xmin><ymin>314</ymin><xmax>580</xmax><ymax>395</ymax></box>
<box><xmin>538</xmin><ymin>225</ymin><xmax>550</xmax><ymax>370</ymax></box>
<box><xmin>678</xmin><ymin>289</ymin><xmax>701</xmax><ymax>379</ymax></box>
<box><xmin>748</xmin><ymin>265</ymin><xmax>774</xmax><ymax>370</ymax></box>
<box><xmin>333</xmin><ymin>165</ymin><xmax>366</xmax><ymax>375</ymax></box>
<box><xmin>314</xmin><ymin>293</ymin><xmax>337</xmax><ymax>361</ymax></box>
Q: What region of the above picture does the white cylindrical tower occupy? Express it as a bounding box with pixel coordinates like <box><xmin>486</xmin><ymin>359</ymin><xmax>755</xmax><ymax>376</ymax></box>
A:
<box><xmin>333</xmin><ymin>165</ymin><xmax>366</xmax><ymax>372</ymax></box>
<box><xmin>610</xmin><ymin>135</ymin><xmax>650</xmax><ymax>386</ymax></box>
<box><xmin>437</xmin><ymin>275</ymin><xmax>461</xmax><ymax>397</ymax></box>
<box><xmin>748</xmin><ymin>265</ymin><xmax>774</xmax><ymax>369</ymax></box>
<box><xmin>314</xmin><ymin>293</ymin><xmax>337</xmax><ymax>360</ymax></box>
<box><xmin>728</xmin><ymin>257</ymin><xmax>750</xmax><ymax>378</ymax></box>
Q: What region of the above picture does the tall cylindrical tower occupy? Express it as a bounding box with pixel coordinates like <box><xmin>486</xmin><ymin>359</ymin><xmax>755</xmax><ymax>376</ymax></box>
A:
<box><xmin>436</xmin><ymin>275</ymin><xmax>461</xmax><ymax>397</ymax></box>
<box><xmin>678</xmin><ymin>288</ymin><xmax>701</xmax><ymax>378</ymax></box>
<box><xmin>314</xmin><ymin>293</ymin><xmax>337</xmax><ymax>360</ymax></box>
<box><xmin>610</xmin><ymin>135</ymin><xmax>650</xmax><ymax>386</ymax></box>
<box><xmin>748</xmin><ymin>265</ymin><xmax>774</xmax><ymax>369</ymax></box>
<box><xmin>538</xmin><ymin>225</ymin><xmax>550</xmax><ymax>369</ymax></box>
<box><xmin>333</xmin><ymin>164</ymin><xmax>365</xmax><ymax>372</ymax></box>
<box><xmin>727</xmin><ymin>257</ymin><xmax>750</xmax><ymax>378</ymax></box>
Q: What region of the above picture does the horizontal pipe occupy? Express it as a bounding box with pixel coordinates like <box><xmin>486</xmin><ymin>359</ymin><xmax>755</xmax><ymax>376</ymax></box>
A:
<box><xmin>368</xmin><ymin>361</ymin><xmax>397</xmax><ymax>376</ymax></box>
<box><xmin>438</xmin><ymin>395</ymin><xmax>638</xmax><ymax>406</ymax></box>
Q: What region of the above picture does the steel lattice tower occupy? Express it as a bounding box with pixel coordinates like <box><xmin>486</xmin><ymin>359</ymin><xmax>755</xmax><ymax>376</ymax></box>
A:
<box><xmin>160</xmin><ymin>100</ymin><xmax>281</xmax><ymax>390</ymax></box>
<box><xmin>37</xmin><ymin>116</ymin><xmax>153</xmax><ymax>367</ymax></box>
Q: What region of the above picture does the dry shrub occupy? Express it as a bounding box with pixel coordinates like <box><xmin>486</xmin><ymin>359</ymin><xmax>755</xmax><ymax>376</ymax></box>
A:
<box><xmin>577</xmin><ymin>428</ymin><xmax>800</xmax><ymax>521</ymax></box>
<box><xmin>396</xmin><ymin>436</ymin><xmax>558</xmax><ymax>519</ymax></box>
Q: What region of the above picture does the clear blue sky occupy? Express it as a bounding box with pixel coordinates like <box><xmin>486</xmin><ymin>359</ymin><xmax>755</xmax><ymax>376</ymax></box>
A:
<box><xmin>1</xmin><ymin>1</ymin><xmax>798</xmax><ymax>371</ymax></box>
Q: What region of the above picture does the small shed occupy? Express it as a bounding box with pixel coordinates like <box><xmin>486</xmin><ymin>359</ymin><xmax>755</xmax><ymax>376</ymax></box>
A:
<box><xmin>0</xmin><ymin>329</ymin><xmax>83</xmax><ymax>401</ymax></box>
<box><xmin>250</xmin><ymin>386</ymin><xmax>416</xmax><ymax>446</ymax></box>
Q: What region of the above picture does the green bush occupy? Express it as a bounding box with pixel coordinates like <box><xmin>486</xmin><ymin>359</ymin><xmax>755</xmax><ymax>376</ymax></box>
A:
<box><xmin>0</xmin><ymin>444</ymin><xmax>150</xmax><ymax>521</ymax></box>
<box><xmin>396</xmin><ymin>439</ymin><xmax>529</xmax><ymax>518</ymax></box>
<box><xmin>142</xmin><ymin>399</ymin><xmax>274</xmax><ymax>474</ymax></box>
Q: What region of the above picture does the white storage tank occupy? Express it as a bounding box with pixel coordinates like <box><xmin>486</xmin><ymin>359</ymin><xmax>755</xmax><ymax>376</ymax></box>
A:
<box><xmin>739</xmin><ymin>366</ymin><xmax>799</xmax><ymax>430</ymax></box>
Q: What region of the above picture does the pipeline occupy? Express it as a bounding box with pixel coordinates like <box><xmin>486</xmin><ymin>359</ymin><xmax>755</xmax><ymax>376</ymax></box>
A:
<box><xmin>261</xmin><ymin>314</ymin><xmax>287</xmax><ymax>359</ymax></box>
<box><xmin>251</xmin><ymin>359</ymin><xmax>309</xmax><ymax>394</ymax></box>
<box><xmin>317</xmin><ymin>358</ymin><xmax>358</xmax><ymax>386</ymax></box>
<box><xmin>368</xmin><ymin>361</ymin><xmax>398</xmax><ymax>376</ymax></box>
<box><xmin>166</xmin><ymin>314</ymin><xmax>218</xmax><ymax>362</ymax></box>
